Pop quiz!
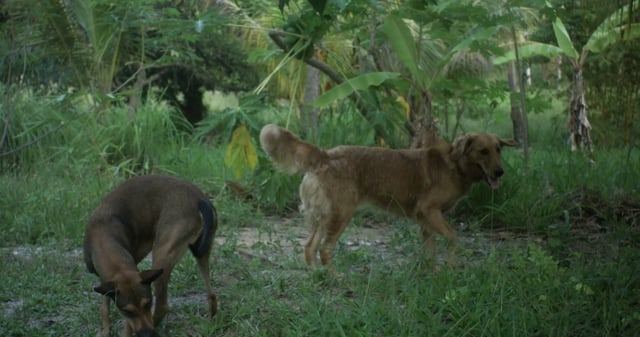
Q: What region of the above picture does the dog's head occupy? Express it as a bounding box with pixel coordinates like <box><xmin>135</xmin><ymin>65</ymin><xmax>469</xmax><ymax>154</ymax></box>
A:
<box><xmin>94</xmin><ymin>269</ymin><xmax>163</xmax><ymax>337</ymax></box>
<box><xmin>452</xmin><ymin>133</ymin><xmax>517</xmax><ymax>189</ymax></box>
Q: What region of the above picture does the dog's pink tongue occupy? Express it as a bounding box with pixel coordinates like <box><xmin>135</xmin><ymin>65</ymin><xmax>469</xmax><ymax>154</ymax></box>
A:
<box><xmin>489</xmin><ymin>178</ymin><xmax>500</xmax><ymax>190</ymax></box>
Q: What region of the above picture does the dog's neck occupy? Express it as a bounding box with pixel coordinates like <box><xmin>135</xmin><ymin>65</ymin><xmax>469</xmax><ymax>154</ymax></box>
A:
<box><xmin>89</xmin><ymin>220</ymin><xmax>140</xmax><ymax>281</ymax></box>
<box><xmin>450</xmin><ymin>151</ymin><xmax>483</xmax><ymax>190</ymax></box>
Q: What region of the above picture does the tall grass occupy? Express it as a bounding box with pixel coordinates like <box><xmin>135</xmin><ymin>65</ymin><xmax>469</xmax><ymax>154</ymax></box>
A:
<box><xmin>3</xmin><ymin>88</ymin><xmax>638</xmax><ymax>244</ymax></box>
<box><xmin>0</xmin><ymin>89</ymin><xmax>225</xmax><ymax>244</ymax></box>
<box><xmin>459</xmin><ymin>146</ymin><xmax>640</xmax><ymax>234</ymax></box>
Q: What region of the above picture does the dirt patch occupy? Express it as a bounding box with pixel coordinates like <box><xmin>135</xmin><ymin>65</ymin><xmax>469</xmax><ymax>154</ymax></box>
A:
<box><xmin>214</xmin><ymin>215</ymin><xmax>542</xmax><ymax>268</ymax></box>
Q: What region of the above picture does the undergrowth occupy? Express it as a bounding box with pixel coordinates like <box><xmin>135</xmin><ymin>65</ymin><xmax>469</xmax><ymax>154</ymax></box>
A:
<box><xmin>1</xmin><ymin>89</ymin><xmax>639</xmax><ymax>336</ymax></box>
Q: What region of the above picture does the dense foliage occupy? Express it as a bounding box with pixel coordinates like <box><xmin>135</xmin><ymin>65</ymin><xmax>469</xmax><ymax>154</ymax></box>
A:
<box><xmin>0</xmin><ymin>0</ymin><xmax>258</xmax><ymax>123</ymax></box>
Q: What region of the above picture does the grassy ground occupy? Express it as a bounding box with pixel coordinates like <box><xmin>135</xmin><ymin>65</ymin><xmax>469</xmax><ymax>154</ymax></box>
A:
<box><xmin>1</xmin><ymin>217</ymin><xmax>639</xmax><ymax>337</ymax></box>
<box><xmin>1</xmin><ymin>93</ymin><xmax>639</xmax><ymax>336</ymax></box>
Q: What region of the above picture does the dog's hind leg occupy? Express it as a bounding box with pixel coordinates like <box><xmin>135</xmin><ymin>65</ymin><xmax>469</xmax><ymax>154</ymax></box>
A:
<box><xmin>194</xmin><ymin>251</ymin><xmax>217</xmax><ymax>318</ymax></box>
<box><xmin>300</xmin><ymin>175</ymin><xmax>332</xmax><ymax>266</ymax></box>
<box><xmin>191</xmin><ymin>199</ymin><xmax>217</xmax><ymax>319</ymax></box>
<box><xmin>304</xmin><ymin>221</ymin><xmax>323</xmax><ymax>266</ymax></box>
<box><xmin>319</xmin><ymin>211</ymin><xmax>354</xmax><ymax>266</ymax></box>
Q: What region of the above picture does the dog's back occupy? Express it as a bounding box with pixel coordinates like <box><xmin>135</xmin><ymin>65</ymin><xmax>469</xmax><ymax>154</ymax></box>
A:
<box><xmin>84</xmin><ymin>175</ymin><xmax>212</xmax><ymax>271</ymax></box>
<box><xmin>260</xmin><ymin>125</ymin><xmax>460</xmax><ymax>214</ymax></box>
<box><xmin>90</xmin><ymin>175</ymin><xmax>206</xmax><ymax>222</ymax></box>
<box><xmin>326</xmin><ymin>144</ymin><xmax>463</xmax><ymax>213</ymax></box>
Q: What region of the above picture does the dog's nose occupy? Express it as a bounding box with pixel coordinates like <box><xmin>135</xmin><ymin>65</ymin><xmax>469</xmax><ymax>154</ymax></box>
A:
<box><xmin>135</xmin><ymin>330</ymin><xmax>160</xmax><ymax>337</ymax></box>
<box><xmin>494</xmin><ymin>168</ymin><xmax>504</xmax><ymax>178</ymax></box>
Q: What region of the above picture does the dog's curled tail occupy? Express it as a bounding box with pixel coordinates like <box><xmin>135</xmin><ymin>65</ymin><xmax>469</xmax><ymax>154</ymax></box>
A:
<box><xmin>190</xmin><ymin>199</ymin><xmax>218</xmax><ymax>258</ymax></box>
<box><xmin>259</xmin><ymin>124</ymin><xmax>328</xmax><ymax>174</ymax></box>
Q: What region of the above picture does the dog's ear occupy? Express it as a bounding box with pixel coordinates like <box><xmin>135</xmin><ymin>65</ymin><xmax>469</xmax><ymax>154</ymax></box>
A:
<box><xmin>499</xmin><ymin>137</ymin><xmax>517</xmax><ymax>147</ymax></box>
<box><xmin>94</xmin><ymin>282</ymin><xmax>117</xmax><ymax>299</ymax></box>
<box><xmin>451</xmin><ymin>134</ymin><xmax>476</xmax><ymax>159</ymax></box>
<box><xmin>139</xmin><ymin>269</ymin><xmax>163</xmax><ymax>285</ymax></box>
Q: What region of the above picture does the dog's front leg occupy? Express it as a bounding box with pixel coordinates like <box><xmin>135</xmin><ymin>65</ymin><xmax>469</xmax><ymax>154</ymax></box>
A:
<box><xmin>122</xmin><ymin>323</ymin><xmax>133</xmax><ymax>337</ymax></box>
<box><xmin>417</xmin><ymin>208</ymin><xmax>457</xmax><ymax>267</ymax></box>
<box><xmin>418</xmin><ymin>226</ymin><xmax>437</xmax><ymax>259</ymax></box>
<box><xmin>152</xmin><ymin>276</ymin><xmax>170</xmax><ymax>326</ymax></box>
<box><xmin>99</xmin><ymin>296</ymin><xmax>110</xmax><ymax>337</ymax></box>
<box><xmin>151</xmin><ymin>242</ymin><xmax>187</xmax><ymax>326</ymax></box>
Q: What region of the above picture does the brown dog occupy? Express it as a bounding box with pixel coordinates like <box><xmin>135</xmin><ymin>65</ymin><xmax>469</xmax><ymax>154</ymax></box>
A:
<box><xmin>83</xmin><ymin>175</ymin><xmax>218</xmax><ymax>337</ymax></box>
<box><xmin>260</xmin><ymin>124</ymin><xmax>516</xmax><ymax>266</ymax></box>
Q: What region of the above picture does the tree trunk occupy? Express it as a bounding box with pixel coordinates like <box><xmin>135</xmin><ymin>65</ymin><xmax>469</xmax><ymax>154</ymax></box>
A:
<box><xmin>409</xmin><ymin>90</ymin><xmax>442</xmax><ymax>148</ymax></box>
<box><xmin>452</xmin><ymin>98</ymin><xmax>463</xmax><ymax>138</ymax></box>
<box><xmin>568</xmin><ymin>67</ymin><xmax>593</xmax><ymax>151</ymax></box>
<box><xmin>556</xmin><ymin>56</ymin><xmax>562</xmax><ymax>90</ymax></box>
<box><xmin>127</xmin><ymin>68</ymin><xmax>147</xmax><ymax>116</ymax></box>
<box><xmin>508</xmin><ymin>61</ymin><xmax>527</xmax><ymax>146</ymax></box>
<box><xmin>624</xmin><ymin>86</ymin><xmax>634</xmax><ymax>145</ymax></box>
<box><xmin>301</xmin><ymin>64</ymin><xmax>321</xmax><ymax>140</ymax></box>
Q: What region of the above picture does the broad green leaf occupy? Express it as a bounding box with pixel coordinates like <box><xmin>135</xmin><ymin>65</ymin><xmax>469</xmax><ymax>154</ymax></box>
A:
<box><xmin>493</xmin><ymin>43</ymin><xmax>564</xmax><ymax>65</ymax></box>
<box><xmin>589</xmin><ymin>0</ymin><xmax>639</xmax><ymax>36</ymax></box>
<box><xmin>586</xmin><ymin>23</ymin><xmax>640</xmax><ymax>53</ymax></box>
<box><xmin>225</xmin><ymin>124</ymin><xmax>258</xmax><ymax>178</ymax></box>
<box><xmin>311</xmin><ymin>72</ymin><xmax>400</xmax><ymax>107</ymax></box>
<box><xmin>383</xmin><ymin>15</ymin><xmax>419</xmax><ymax>79</ymax></box>
<box><xmin>582</xmin><ymin>1</ymin><xmax>640</xmax><ymax>53</ymax></box>
<box><xmin>552</xmin><ymin>18</ymin><xmax>579</xmax><ymax>60</ymax></box>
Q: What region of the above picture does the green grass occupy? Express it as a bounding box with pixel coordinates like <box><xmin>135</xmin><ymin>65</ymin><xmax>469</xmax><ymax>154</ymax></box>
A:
<box><xmin>2</xmin><ymin>234</ymin><xmax>639</xmax><ymax>336</ymax></box>
<box><xmin>1</xmin><ymin>90</ymin><xmax>639</xmax><ymax>336</ymax></box>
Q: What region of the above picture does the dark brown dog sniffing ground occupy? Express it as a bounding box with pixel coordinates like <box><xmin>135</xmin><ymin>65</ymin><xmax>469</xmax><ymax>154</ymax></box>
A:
<box><xmin>260</xmin><ymin>124</ymin><xmax>516</xmax><ymax>267</ymax></box>
<box><xmin>83</xmin><ymin>175</ymin><xmax>218</xmax><ymax>337</ymax></box>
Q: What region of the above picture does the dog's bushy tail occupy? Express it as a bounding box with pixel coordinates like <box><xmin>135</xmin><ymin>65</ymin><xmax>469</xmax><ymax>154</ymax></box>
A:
<box><xmin>259</xmin><ymin>124</ymin><xmax>329</xmax><ymax>174</ymax></box>
<box><xmin>190</xmin><ymin>199</ymin><xmax>217</xmax><ymax>258</ymax></box>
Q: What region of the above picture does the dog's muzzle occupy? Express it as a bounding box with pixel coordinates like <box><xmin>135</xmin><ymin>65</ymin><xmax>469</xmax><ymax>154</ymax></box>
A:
<box><xmin>485</xmin><ymin>167</ymin><xmax>504</xmax><ymax>190</ymax></box>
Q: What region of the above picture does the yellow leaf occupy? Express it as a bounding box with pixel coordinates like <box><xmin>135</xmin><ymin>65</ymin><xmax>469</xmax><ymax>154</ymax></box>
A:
<box><xmin>396</xmin><ymin>96</ymin><xmax>410</xmax><ymax>119</ymax></box>
<box><xmin>225</xmin><ymin>125</ymin><xmax>258</xmax><ymax>178</ymax></box>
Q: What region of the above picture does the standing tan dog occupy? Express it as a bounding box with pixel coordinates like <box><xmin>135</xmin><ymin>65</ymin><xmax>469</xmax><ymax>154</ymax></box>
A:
<box><xmin>83</xmin><ymin>175</ymin><xmax>218</xmax><ymax>337</ymax></box>
<box><xmin>260</xmin><ymin>124</ymin><xmax>516</xmax><ymax>267</ymax></box>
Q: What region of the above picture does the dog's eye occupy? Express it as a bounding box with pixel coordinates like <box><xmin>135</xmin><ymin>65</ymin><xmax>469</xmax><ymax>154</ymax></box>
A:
<box><xmin>496</xmin><ymin>147</ymin><xmax>501</xmax><ymax>154</ymax></box>
<box><xmin>121</xmin><ymin>309</ymin><xmax>135</xmax><ymax>317</ymax></box>
<box><xmin>480</xmin><ymin>149</ymin><xmax>489</xmax><ymax>155</ymax></box>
